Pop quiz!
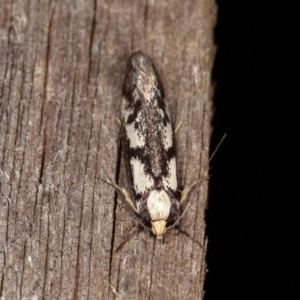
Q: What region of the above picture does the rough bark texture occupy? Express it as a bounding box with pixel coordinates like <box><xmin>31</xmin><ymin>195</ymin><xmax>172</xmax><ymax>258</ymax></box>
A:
<box><xmin>0</xmin><ymin>0</ymin><xmax>216</xmax><ymax>299</ymax></box>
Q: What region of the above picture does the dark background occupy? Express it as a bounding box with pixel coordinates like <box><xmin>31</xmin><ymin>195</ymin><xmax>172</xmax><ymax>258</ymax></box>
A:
<box><xmin>205</xmin><ymin>2</ymin><xmax>294</xmax><ymax>299</ymax></box>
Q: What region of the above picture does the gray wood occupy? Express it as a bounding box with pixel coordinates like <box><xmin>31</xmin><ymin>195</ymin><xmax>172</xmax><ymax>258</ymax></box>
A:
<box><xmin>0</xmin><ymin>0</ymin><xmax>216</xmax><ymax>299</ymax></box>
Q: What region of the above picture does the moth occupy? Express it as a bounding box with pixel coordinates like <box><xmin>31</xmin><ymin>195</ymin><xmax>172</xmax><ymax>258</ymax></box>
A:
<box><xmin>108</xmin><ymin>51</ymin><xmax>200</xmax><ymax>239</ymax></box>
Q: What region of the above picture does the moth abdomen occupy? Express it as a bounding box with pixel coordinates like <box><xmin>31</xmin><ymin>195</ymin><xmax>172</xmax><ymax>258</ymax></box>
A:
<box><xmin>122</xmin><ymin>51</ymin><xmax>165</xmax><ymax>105</ymax></box>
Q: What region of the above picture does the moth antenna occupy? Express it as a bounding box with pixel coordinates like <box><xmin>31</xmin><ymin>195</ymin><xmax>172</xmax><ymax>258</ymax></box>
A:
<box><xmin>209</xmin><ymin>133</ymin><xmax>227</xmax><ymax>163</ymax></box>
<box><xmin>195</xmin><ymin>133</ymin><xmax>227</xmax><ymax>185</ymax></box>
<box><xmin>171</xmin><ymin>134</ymin><xmax>227</xmax><ymax>231</ymax></box>
<box><xmin>99</xmin><ymin>164</ymin><xmax>138</xmax><ymax>213</ymax></box>
<box><xmin>195</xmin><ymin>132</ymin><xmax>227</xmax><ymax>182</ymax></box>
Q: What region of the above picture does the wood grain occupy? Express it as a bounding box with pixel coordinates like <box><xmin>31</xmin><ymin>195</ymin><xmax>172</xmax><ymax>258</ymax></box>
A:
<box><xmin>0</xmin><ymin>0</ymin><xmax>216</xmax><ymax>298</ymax></box>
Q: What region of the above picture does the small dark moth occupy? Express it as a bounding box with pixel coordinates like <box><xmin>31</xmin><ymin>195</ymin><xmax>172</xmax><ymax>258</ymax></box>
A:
<box><xmin>108</xmin><ymin>51</ymin><xmax>200</xmax><ymax>239</ymax></box>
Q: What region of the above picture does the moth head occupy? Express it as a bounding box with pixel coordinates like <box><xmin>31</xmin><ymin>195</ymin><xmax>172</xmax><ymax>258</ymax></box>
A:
<box><xmin>151</xmin><ymin>220</ymin><xmax>167</xmax><ymax>238</ymax></box>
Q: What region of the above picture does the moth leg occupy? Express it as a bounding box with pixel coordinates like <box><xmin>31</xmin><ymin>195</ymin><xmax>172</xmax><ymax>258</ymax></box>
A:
<box><xmin>114</xmin><ymin>183</ymin><xmax>137</xmax><ymax>213</ymax></box>
<box><xmin>179</xmin><ymin>179</ymin><xmax>201</xmax><ymax>205</ymax></box>
<box><xmin>179</xmin><ymin>161</ymin><xmax>211</xmax><ymax>205</ymax></box>
<box><xmin>101</xmin><ymin>178</ymin><xmax>137</xmax><ymax>213</ymax></box>
<box><xmin>174</xmin><ymin>118</ymin><xmax>183</xmax><ymax>134</ymax></box>
<box><xmin>166</xmin><ymin>178</ymin><xmax>202</xmax><ymax>233</ymax></box>
<box><xmin>115</xmin><ymin>117</ymin><xmax>122</xmax><ymax>125</ymax></box>
<box><xmin>110</xmin><ymin>285</ymin><xmax>122</xmax><ymax>298</ymax></box>
<box><xmin>100</xmin><ymin>166</ymin><xmax>138</xmax><ymax>213</ymax></box>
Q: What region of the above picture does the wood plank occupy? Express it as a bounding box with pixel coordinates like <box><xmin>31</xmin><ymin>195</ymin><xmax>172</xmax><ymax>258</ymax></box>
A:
<box><xmin>0</xmin><ymin>0</ymin><xmax>216</xmax><ymax>298</ymax></box>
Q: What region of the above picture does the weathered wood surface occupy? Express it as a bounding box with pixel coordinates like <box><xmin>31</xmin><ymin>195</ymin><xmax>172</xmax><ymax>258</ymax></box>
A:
<box><xmin>0</xmin><ymin>0</ymin><xmax>216</xmax><ymax>299</ymax></box>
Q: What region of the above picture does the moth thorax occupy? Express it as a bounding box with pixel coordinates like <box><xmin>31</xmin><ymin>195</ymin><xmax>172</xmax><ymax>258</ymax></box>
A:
<box><xmin>151</xmin><ymin>220</ymin><xmax>167</xmax><ymax>239</ymax></box>
<box><xmin>147</xmin><ymin>189</ymin><xmax>171</xmax><ymax>220</ymax></box>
